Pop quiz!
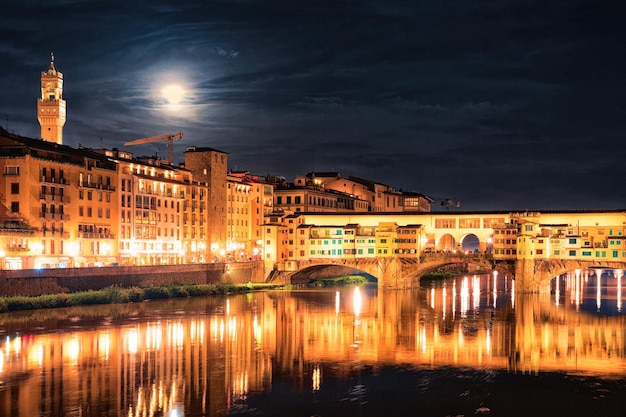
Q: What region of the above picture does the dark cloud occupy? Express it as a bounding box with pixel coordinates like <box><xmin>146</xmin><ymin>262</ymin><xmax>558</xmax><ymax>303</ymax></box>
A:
<box><xmin>1</xmin><ymin>0</ymin><xmax>625</xmax><ymax>210</ymax></box>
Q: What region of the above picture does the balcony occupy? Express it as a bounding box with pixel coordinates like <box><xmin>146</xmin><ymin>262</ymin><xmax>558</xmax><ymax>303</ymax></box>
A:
<box><xmin>40</xmin><ymin>230</ymin><xmax>70</xmax><ymax>238</ymax></box>
<box><xmin>39</xmin><ymin>193</ymin><xmax>70</xmax><ymax>203</ymax></box>
<box><xmin>5</xmin><ymin>245</ymin><xmax>30</xmax><ymax>252</ymax></box>
<box><xmin>78</xmin><ymin>232</ymin><xmax>115</xmax><ymax>239</ymax></box>
<box><xmin>41</xmin><ymin>176</ymin><xmax>70</xmax><ymax>186</ymax></box>
<box><xmin>39</xmin><ymin>212</ymin><xmax>70</xmax><ymax>220</ymax></box>
<box><xmin>0</xmin><ymin>223</ymin><xmax>36</xmax><ymax>236</ymax></box>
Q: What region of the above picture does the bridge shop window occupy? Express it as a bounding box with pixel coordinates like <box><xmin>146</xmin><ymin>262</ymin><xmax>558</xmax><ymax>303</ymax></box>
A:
<box><xmin>458</xmin><ymin>218</ymin><xmax>480</xmax><ymax>228</ymax></box>
<box><xmin>435</xmin><ymin>218</ymin><xmax>456</xmax><ymax>228</ymax></box>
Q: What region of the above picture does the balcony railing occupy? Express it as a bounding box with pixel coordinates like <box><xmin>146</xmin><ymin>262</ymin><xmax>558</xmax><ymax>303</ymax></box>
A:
<box><xmin>5</xmin><ymin>245</ymin><xmax>30</xmax><ymax>252</ymax></box>
<box><xmin>78</xmin><ymin>232</ymin><xmax>115</xmax><ymax>239</ymax></box>
<box><xmin>39</xmin><ymin>230</ymin><xmax>70</xmax><ymax>238</ymax></box>
<box><xmin>39</xmin><ymin>212</ymin><xmax>70</xmax><ymax>220</ymax></box>
<box><xmin>41</xmin><ymin>176</ymin><xmax>70</xmax><ymax>185</ymax></box>
<box><xmin>78</xmin><ymin>182</ymin><xmax>115</xmax><ymax>191</ymax></box>
<box><xmin>39</xmin><ymin>193</ymin><xmax>70</xmax><ymax>203</ymax></box>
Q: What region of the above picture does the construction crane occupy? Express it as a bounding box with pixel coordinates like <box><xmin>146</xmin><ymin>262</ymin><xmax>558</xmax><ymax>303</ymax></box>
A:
<box><xmin>124</xmin><ymin>132</ymin><xmax>183</xmax><ymax>164</ymax></box>
<box><xmin>428</xmin><ymin>196</ymin><xmax>461</xmax><ymax>211</ymax></box>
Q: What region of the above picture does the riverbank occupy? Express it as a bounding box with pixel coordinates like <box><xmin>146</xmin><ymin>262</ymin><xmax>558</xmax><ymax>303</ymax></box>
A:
<box><xmin>0</xmin><ymin>283</ymin><xmax>285</xmax><ymax>313</ymax></box>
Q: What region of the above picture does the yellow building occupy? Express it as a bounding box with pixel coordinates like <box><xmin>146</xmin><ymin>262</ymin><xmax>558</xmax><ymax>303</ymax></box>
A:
<box><xmin>262</xmin><ymin>213</ymin><xmax>289</xmax><ymax>272</ymax></box>
<box><xmin>375</xmin><ymin>222</ymin><xmax>397</xmax><ymax>257</ymax></box>
<box><xmin>0</xmin><ymin>129</ymin><xmax>118</xmax><ymax>268</ymax></box>
<box><xmin>99</xmin><ymin>150</ymin><xmax>197</xmax><ymax>265</ymax></box>
<box><xmin>395</xmin><ymin>224</ymin><xmax>425</xmax><ymax>257</ymax></box>
<box><xmin>226</xmin><ymin>172</ymin><xmax>252</xmax><ymax>260</ymax></box>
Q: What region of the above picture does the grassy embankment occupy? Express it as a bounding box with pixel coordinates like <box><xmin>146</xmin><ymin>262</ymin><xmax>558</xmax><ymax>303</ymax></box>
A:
<box><xmin>0</xmin><ymin>283</ymin><xmax>284</xmax><ymax>313</ymax></box>
<box><xmin>420</xmin><ymin>268</ymin><xmax>493</xmax><ymax>286</ymax></box>
<box><xmin>0</xmin><ymin>275</ymin><xmax>375</xmax><ymax>313</ymax></box>
<box><xmin>310</xmin><ymin>275</ymin><xmax>370</xmax><ymax>287</ymax></box>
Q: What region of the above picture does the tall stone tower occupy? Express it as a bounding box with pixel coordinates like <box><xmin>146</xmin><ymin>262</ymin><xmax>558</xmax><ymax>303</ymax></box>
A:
<box><xmin>37</xmin><ymin>53</ymin><xmax>66</xmax><ymax>144</ymax></box>
<box><xmin>184</xmin><ymin>146</ymin><xmax>229</xmax><ymax>257</ymax></box>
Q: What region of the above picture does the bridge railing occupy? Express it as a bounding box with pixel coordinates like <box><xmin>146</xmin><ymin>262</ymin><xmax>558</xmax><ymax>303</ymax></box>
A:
<box><xmin>421</xmin><ymin>252</ymin><xmax>494</xmax><ymax>264</ymax></box>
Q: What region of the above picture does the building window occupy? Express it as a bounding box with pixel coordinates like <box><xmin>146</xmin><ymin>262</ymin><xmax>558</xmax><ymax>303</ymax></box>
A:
<box><xmin>10</xmin><ymin>183</ymin><xmax>19</xmax><ymax>194</ymax></box>
<box><xmin>10</xmin><ymin>202</ymin><xmax>19</xmax><ymax>213</ymax></box>
<box><xmin>4</xmin><ymin>166</ymin><xmax>19</xmax><ymax>175</ymax></box>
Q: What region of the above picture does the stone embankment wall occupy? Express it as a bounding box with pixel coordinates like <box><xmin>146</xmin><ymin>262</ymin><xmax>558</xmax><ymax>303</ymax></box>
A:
<box><xmin>0</xmin><ymin>261</ymin><xmax>264</xmax><ymax>297</ymax></box>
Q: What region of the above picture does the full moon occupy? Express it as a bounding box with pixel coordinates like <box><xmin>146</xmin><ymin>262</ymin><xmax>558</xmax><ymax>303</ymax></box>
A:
<box><xmin>161</xmin><ymin>84</ymin><xmax>185</xmax><ymax>105</ymax></box>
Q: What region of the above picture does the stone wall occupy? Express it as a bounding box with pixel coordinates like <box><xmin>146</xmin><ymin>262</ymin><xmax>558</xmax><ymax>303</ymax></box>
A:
<box><xmin>0</xmin><ymin>261</ymin><xmax>264</xmax><ymax>297</ymax></box>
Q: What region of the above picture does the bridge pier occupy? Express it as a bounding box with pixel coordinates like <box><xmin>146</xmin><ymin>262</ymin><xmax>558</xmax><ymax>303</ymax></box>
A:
<box><xmin>377</xmin><ymin>257</ymin><xmax>410</xmax><ymax>289</ymax></box>
<box><xmin>515</xmin><ymin>258</ymin><xmax>550</xmax><ymax>293</ymax></box>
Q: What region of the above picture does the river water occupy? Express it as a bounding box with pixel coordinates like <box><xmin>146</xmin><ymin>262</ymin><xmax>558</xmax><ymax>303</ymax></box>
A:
<box><xmin>1</xmin><ymin>269</ymin><xmax>626</xmax><ymax>417</ymax></box>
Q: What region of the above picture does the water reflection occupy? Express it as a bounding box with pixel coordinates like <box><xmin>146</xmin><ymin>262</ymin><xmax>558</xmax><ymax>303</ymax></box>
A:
<box><xmin>1</xmin><ymin>270</ymin><xmax>626</xmax><ymax>416</ymax></box>
<box><xmin>554</xmin><ymin>267</ymin><xmax>624</xmax><ymax>314</ymax></box>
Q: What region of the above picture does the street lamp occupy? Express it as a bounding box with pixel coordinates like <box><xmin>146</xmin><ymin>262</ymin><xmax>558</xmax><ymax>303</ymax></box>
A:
<box><xmin>67</xmin><ymin>241</ymin><xmax>80</xmax><ymax>268</ymax></box>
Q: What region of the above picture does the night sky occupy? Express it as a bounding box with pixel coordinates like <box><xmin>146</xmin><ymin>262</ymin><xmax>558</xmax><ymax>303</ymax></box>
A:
<box><xmin>1</xmin><ymin>1</ymin><xmax>625</xmax><ymax>211</ymax></box>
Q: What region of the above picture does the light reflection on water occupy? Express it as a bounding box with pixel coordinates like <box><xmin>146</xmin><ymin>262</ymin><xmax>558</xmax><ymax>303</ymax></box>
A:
<box><xmin>0</xmin><ymin>270</ymin><xmax>626</xmax><ymax>416</ymax></box>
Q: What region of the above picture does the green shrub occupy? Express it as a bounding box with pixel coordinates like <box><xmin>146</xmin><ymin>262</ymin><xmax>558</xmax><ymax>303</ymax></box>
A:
<box><xmin>169</xmin><ymin>285</ymin><xmax>189</xmax><ymax>298</ymax></box>
<box><xmin>68</xmin><ymin>290</ymin><xmax>110</xmax><ymax>306</ymax></box>
<box><xmin>103</xmin><ymin>286</ymin><xmax>123</xmax><ymax>303</ymax></box>
<box><xmin>124</xmin><ymin>287</ymin><xmax>144</xmax><ymax>302</ymax></box>
<box><xmin>7</xmin><ymin>296</ymin><xmax>36</xmax><ymax>311</ymax></box>
<box><xmin>143</xmin><ymin>286</ymin><xmax>172</xmax><ymax>299</ymax></box>
<box><xmin>56</xmin><ymin>292</ymin><xmax>71</xmax><ymax>307</ymax></box>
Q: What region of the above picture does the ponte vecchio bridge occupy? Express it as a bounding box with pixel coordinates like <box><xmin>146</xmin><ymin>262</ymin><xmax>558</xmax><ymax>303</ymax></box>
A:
<box><xmin>266</xmin><ymin>209</ymin><xmax>626</xmax><ymax>292</ymax></box>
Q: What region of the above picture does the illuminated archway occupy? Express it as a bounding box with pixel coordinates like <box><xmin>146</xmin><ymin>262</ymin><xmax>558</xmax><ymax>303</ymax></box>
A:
<box><xmin>437</xmin><ymin>234</ymin><xmax>455</xmax><ymax>252</ymax></box>
<box><xmin>460</xmin><ymin>234</ymin><xmax>480</xmax><ymax>253</ymax></box>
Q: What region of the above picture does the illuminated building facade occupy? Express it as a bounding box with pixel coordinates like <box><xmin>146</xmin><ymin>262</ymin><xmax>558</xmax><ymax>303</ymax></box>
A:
<box><xmin>0</xmin><ymin>131</ymin><xmax>118</xmax><ymax>269</ymax></box>
<box><xmin>262</xmin><ymin>213</ymin><xmax>289</xmax><ymax>273</ymax></box>
<box><xmin>396</xmin><ymin>224</ymin><xmax>426</xmax><ymax>257</ymax></box>
<box><xmin>103</xmin><ymin>149</ymin><xmax>197</xmax><ymax>265</ymax></box>
<box><xmin>183</xmin><ymin>146</ymin><xmax>228</xmax><ymax>261</ymax></box>
<box><xmin>505</xmin><ymin>212</ymin><xmax>626</xmax><ymax>263</ymax></box>
<box><xmin>226</xmin><ymin>171</ymin><xmax>272</xmax><ymax>260</ymax></box>
<box><xmin>273</xmin><ymin>172</ymin><xmax>431</xmax><ymax>214</ymax></box>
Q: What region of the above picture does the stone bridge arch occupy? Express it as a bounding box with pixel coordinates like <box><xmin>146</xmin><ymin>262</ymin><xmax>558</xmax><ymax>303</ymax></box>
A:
<box><xmin>515</xmin><ymin>258</ymin><xmax>626</xmax><ymax>293</ymax></box>
<box><xmin>289</xmin><ymin>263</ymin><xmax>378</xmax><ymax>285</ymax></box>
<box><xmin>274</xmin><ymin>254</ymin><xmax>495</xmax><ymax>288</ymax></box>
<box><xmin>436</xmin><ymin>232</ymin><xmax>494</xmax><ymax>254</ymax></box>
